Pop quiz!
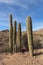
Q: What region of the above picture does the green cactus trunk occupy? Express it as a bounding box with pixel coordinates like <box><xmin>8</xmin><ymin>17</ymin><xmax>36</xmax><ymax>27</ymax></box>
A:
<box><xmin>9</xmin><ymin>14</ymin><xmax>13</xmax><ymax>53</ymax></box>
<box><xmin>17</xmin><ymin>23</ymin><xmax>21</xmax><ymax>52</ymax></box>
<box><xmin>26</xmin><ymin>16</ymin><xmax>33</xmax><ymax>56</ymax></box>
<box><xmin>13</xmin><ymin>21</ymin><xmax>16</xmax><ymax>52</ymax></box>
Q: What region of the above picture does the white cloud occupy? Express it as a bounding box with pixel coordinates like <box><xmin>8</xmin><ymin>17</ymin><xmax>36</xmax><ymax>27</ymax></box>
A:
<box><xmin>0</xmin><ymin>0</ymin><xmax>9</xmax><ymax>3</ymax></box>
<box><xmin>32</xmin><ymin>21</ymin><xmax>43</xmax><ymax>31</ymax></box>
<box><xmin>0</xmin><ymin>0</ymin><xmax>37</xmax><ymax>4</ymax></box>
<box><xmin>22</xmin><ymin>26</ymin><xmax>26</xmax><ymax>31</ymax></box>
<box><xmin>0</xmin><ymin>0</ymin><xmax>43</xmax><ymax>9</ymax></box>
<box><xmin>0</xmin><ymin>0</ymin><xmax>28</xmax><ymax>8</ymax></box>
<box><xmin>0</xmin><ymin>0</ymin><xmax>40</xmax><ymax>8</ymax></box>
<box><xmin>0</xmin><ymin>22</ymin><xmax>9</xmax><ymax>27</ymax></box>
<box><xmin>24</xmin><ymin>0</ymin><xmax>37</xmax><ymax>4</ymax></box>
<box><xmin>0</xmin><ymin>18</ymin><xmax>9</xmax><ymax>21</ymax></box>
<box><xmin>0</xmin><ymin>22</ymin><xmax>9</xmax><ymax>31</ymax></box>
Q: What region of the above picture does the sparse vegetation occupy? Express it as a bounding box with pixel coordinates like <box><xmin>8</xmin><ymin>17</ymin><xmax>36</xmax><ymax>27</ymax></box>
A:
<box><xmin>17</xmin><ymin>23</ymin><xmax>21</xmax><ymax>52</ymax></box>
<box><xmin>26</xmin><ymin>16</ymin><xmax>33</xmax><ymax>56</ymax></box>
<box><xmin>9</xmin><ymin>14</ymin><xmax>13</xmax><ymax>53</ymax></box>
<box><xmin>13</xmin><ymin>21</ymin><xmax>17</xmax><ymax>52</ymax></box>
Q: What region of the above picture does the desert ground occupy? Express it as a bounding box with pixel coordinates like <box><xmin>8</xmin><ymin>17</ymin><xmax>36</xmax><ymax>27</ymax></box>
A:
<box><xmin>0</xmin><ymin>29</ymin><xmax>43</xmax><ymax>65</ymax></box>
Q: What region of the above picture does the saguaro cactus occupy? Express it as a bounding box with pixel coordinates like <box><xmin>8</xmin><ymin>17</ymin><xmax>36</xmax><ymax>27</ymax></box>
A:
<box><xmin>17</xmin><ymin>23</ymin><xmax>21</xmax><ymax>52</ymax></box>
<box><xmin>9</xmin><ymin>14</ymin><xmax>13</xmax><ymax>53</ymax></box>
<box><xmin>13</xmin><ymin>21</ymin><xmax>16</xmax><ymax>52</ymax></box>
<box><xmin>26</xmin><ymin>16</ymin><xmax>33</xmax><ymax>56</ymax></box>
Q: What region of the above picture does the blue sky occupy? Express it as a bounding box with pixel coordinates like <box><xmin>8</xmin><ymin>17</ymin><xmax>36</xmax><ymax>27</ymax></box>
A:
<box><xmin>0</xmin><ymin>0</ymin><xmax>43</xmax><ymax>31</ymax></box>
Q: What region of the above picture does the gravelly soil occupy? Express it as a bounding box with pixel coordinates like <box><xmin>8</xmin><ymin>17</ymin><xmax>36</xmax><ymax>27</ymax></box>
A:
<box><xmin>0</xmin><ymin>49</ymin><xmax>43</xmax><ymax>65</ymax></box>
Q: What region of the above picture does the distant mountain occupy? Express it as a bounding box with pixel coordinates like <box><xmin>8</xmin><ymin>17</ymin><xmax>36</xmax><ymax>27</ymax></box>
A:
<box><xmin>33</xmin><ymin>29</ymin><xmax>43</xmax><ymax>35</ymax></box>
<box><xmin>1</xmin><ymin>29</ymin><xmax>9</xmax><ymax>32</ymax></box>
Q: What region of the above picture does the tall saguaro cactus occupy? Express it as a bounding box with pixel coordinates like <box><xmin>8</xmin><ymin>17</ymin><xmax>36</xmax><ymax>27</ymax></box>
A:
<box><xmin>13</xmin><ymin>21</ymin><xmax>16</xmax><ymax>52</ymax></box>
<box><xmin>26</xmin><ymin>16</ymin><xmax>33</xmax><ymax>56</ymax></box>
<box><xmin>17</xmin><ymin>23</ymin><xmax>21</xmax><ymax>52</ymax></box>
<box><xmin>9</xmin><ymin>14</ymin><xmax>13</xmax><ymax>53</ymax></box>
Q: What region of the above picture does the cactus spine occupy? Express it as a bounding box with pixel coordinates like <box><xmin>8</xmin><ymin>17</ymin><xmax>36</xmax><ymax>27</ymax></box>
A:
<box><xmin>17</xmin><ymin>23</ymin><xmax>21</xmax><ymax>52</ymax></box>
<box><xmin>9</xmin><ymin>14</ymin><xmax>13</xmax><ymax>53</ymax></box>
<box><xmin>13</xmin><ymin>21</ymin><xmax>16</xmax><ymax>52</ymax></box>
<box><xmin>26</xmin><ymin>16</ymin><xmax>33</xmax><ymax>56</ymax></box>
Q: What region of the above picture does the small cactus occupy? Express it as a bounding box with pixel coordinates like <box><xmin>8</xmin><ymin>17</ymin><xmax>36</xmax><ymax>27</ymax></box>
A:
<box><xmin>17</xmin><ymin>23</ymin><xmax>21</xmax><ymax>52</ymax></box>
<box><xmin>26</xmin><ymin>16</ymin><xmax>33</xmax><ymax>56</ymax></box>
<box><xmin>13</xmin><ymin>21</ymin><xmax>17</xmax><ymax>52</ymax></box>
<box><xmin>9</xmin><ymin>14</ymin><xmax>13</xmax><ymax>53</ymax></box>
